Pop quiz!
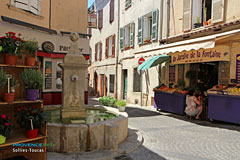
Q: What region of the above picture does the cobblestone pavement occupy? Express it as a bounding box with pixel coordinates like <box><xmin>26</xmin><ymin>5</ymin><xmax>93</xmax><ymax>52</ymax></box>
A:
<box><xmin>124</xmin><ymin>105</ymin><xmax>240</xmax><ymax>160</ymax></box>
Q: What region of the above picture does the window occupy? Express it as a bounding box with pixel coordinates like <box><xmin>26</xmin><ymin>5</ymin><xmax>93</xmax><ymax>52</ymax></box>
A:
<box><xmin>99</xmin><ymin>42</ymin><xmax>102</xmax><ymax>61</ymax></box>
<box><xmin>108</xmin><ymin>36</ymin><xmax>112</xmax><ymax>57</ymax></box>
<box><xmin>133</xmin><ymin>68</ymin><xmax>141</xmax><ymax>92</ymax></box>
<box><xmin>109</xmin><ymin>0</ymin><xmax>114</xmax><ymax>23</ymax></box>
<box><xmin>183</xmin><ymin>0</ymin><xmax>225</xmax><ymax>31</ymax></box>
<box><xmin>11</xmin><ymin>0</ymin><xmax>42</xmax><ymax>15</ymax></box>
<box><xmin>109</xmin><ymin>74</ymin><xmax>115</xmax><ymax>93</ymax></box>
<box><xmin>105</xmin><ymin>34</ymin><xmax>115</xmax><ymax>58</ymax></box>
<box><xmin>95</xmin><ymin>43</ymin><xmax>98</xmax><ymax>61</ymax></box>
<box><xmin>120</xmin><ymin>23</ymin><xmax>135</xmax><ymax>50</ymax></box>
<box><xmin>125</xmin><ymin>0</ymin><xmax>132</xmax><ymax>9</ymax></box>
<box><xmin>138</xmin><ymin>9</ymin><xmax>159</xmax><ymax>45</ymax></box>
<box><xmin>95</xmin><ymin>42</ymin><xmax>102</xmax><ymax>61</ymax></box>
<box><xmin>98</xmin><ymin>9</ymin><xmax>103</xmax><ymax>29</ymax></box>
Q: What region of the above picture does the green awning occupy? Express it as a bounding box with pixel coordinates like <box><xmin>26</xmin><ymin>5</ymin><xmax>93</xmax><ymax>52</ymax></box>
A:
<box><xmin>138</xmin><ymin>55</ymin><xmax>170</xmax><ymax>71</ymax></box>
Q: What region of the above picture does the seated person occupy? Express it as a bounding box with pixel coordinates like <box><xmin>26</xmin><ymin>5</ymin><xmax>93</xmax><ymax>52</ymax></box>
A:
<box><xmin>185</xmin><ymin>90</ymin><xmax>203</xmax><ymax>119</ymax></box>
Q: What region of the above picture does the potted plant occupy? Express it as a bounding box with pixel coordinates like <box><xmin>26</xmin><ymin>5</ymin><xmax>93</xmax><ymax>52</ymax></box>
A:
<box><xmin>0</xmin><ymin>114</ymin><xmax>13</xmax><ymax>144</ymax></box>
<box><xmin>0</xmin><ymin>32</ymin><xmax>24</xmax><ymax>65</ymax></box>
<box><xmin>20</xmin><ymin>69</ymin><xmax>43</xmax><ymax>101</ymax></box>
<box><xmin>0</xmin><ymin>69</ymin><xmax>19</xmax><ymax>102</ymax></box>
<box><xmin>23</xmin><ymin>39</ymin><xmax>38</xmax><ymax>66</ymax></box>
<box><xmin>116</xmin><ymin>100</ymin><xmax>126</xmax><ymax>112</ymax></box>
<box><xmin>194</xmin><ymin>16</ymin><xmax>202</xmax><ymax>28</ymax></box>
<box><xmin>16</xmin><ymin>106</ymin><xmax>46</xmax><ymax>138</ymax></box>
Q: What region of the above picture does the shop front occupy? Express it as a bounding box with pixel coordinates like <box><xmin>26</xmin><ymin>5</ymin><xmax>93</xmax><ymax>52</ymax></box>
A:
<box><xmin>138</xmin><ymin>29</ymin><xmax>240</xmax><ymax>124</ymax></box>
<box><xmin>0</xmin><ymin>21</ymin><xmax>90</xmax><ymax>105</ymax></box>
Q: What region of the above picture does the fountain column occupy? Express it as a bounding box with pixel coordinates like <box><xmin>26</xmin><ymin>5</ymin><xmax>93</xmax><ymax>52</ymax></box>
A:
<box><xmin>60</xmin><ymin>32</ymin><xmax>90</xmax><ymax>120</ymax></box>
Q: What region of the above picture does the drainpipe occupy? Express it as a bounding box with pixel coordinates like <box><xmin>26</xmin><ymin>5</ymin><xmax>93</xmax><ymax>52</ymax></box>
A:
<box><xmin>166</xmin><ymin>0</ymin><xmax>170</xmax><ymax>39</ymax></box>
<box><xmin>114</xmin><ymin>0</ymin><xmax>120</xmax><ymax>99</ymax></box>
<box><xmin>49</xmin><ymin>0</ymin><xmax>52</xmax><ymax>29</ymax></box>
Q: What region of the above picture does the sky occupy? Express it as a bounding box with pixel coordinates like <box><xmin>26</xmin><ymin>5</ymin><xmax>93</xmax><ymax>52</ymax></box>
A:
<box><xmin>88</xmin><ymin>0</ymin><xmax>94</xmax><ymax>8</ymax></box>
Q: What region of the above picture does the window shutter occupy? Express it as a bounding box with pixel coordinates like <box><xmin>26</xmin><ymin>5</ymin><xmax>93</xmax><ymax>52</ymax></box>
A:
<box><xmin>110</xmin><ymin>0</ymin><xmax>114</xmax><ymax>23</ymax></box>
<box><xmin>14</xmin><ymin>0</ymin><xmax>29</xmax><ymax>11</ymax></box>
<box><xmin>152</xmin><ymin>9</ymin><xmax>159</xmax><ymax>41</ymax></box>
<box><xmin>120</xmin><ymin>27</ymin><xmax>125</xmax><ymax>50</ymax></box>
<box><xmin>98</xmin><ymin>10</ymin><xmax>103</xmax><ymax>29</ymax></box>
<box><xmin>112</xmin><ymin>34</ymin><xmax>115</xmax><ymax>57</ymax></box>
<box><xmin>99</xmin><ymin>42</ymin><xmax>102</xmax><ymax>61</ymax></box>
<box><xmin>125</xmin><ymin>0</ymin><xmax>129</xmax><ymax>8</ymax></box>
<box><xmin>130</xmin><ymin>23</ymin><xmax>135</xmax><ymax>47</ymax></box>
<box><xmin>31</xmin><ymin>0</ymin><xmax>39</xmax><ymax>14</ymax></box>
<box><xmin>95</xmin><ymin>43</ymin><xmax>98</xmax><ymax>61</ymax></box>
<box><xmin>138</xmin><ymin>17</ymin><xmax>143</xmax><ymax>44</ymax></box>
<box><xmin>105</xmin><ymin>38</ymin><xmax>109</xmax><ymax>59</ymax></box>
<box><xmin>183</xmin><ymin>0</ymin><xmax>192</xmax><ymax>32</ymax></box>
<box><xmin>212</xmin><ymin>0</ymin><xmax>225</xmax><ymax>23</ymax></box>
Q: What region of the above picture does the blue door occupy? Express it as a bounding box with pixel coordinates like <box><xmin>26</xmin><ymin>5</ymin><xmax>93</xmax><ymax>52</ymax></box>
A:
<box><xmin>123</xmin><ymin>70</ymin><xmax>128</xmax><ymax>100</ymax></box>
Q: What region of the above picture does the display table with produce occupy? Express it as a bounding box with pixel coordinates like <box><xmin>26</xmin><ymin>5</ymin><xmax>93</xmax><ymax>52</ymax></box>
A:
<box><xmin>208</xmin><ymin>84</ymin><xmax>240</xmax><ymax>125</ymax></box>
<box><xmin>154</xmin><ymin>89</ymin><xmax>186</xmax><ymax>115</ymax></box>
<box><xmin>208</xmin><ymin>94</ymin><xmax>240</xmax><ymax>125</ymax></box>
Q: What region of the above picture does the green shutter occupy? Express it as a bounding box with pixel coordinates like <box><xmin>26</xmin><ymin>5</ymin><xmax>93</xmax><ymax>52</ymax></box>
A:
<box><xmin>138</xmin><ymin>17</ymin><xmax>143</xmax><ymax>44</ymax></box>
<box><xmin>152</xmin><ymin>9</ymin><xmax>159</xmax><ymax>41</ymax></box>
<box><xmin>130</xmin><ymin>23</ymin><xmax>135</xmax><ymax>47</ymax></box>
<box><xmin>120</xmin><ymin>27</ymin><xmax>125</xmax><ymax>50</ymax></box>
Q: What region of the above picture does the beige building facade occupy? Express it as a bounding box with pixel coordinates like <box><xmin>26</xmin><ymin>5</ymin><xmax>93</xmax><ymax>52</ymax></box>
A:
<box><xmin>90</xmin><ymin>0</ymin><xmax>240</xmax><ymax>106</ymax></box>
<box><xmin>0</xmin><ymin>0</ymin><xmax>89</xmax><ymax>105</ymax></box>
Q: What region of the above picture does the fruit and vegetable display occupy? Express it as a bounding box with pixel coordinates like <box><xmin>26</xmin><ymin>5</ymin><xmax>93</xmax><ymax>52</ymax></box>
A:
<box><xmin>225</xmin><ymin>84</ymin><xmax>240</xmax><ymax>95</ymax></box>
<box><xmin>153</xmin><ymin>84</ymin><xmax>188</xmax><ymax>95</ymax></box>
<box><xmin>207</xmin><ymin>84</ymin><xmax>240</xmax><ymax>95</ymax></box>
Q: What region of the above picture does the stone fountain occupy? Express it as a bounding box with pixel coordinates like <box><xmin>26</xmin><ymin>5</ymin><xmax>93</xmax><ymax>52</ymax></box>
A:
<box><xmin>59</xmin><ymin>32</ymin><xmax>89</xmax><ymax>123</ymax></box>
<box><xmin>47</xmin><ymin>33</ymin><xmax>128</xmax><ymax>153</ymax></box>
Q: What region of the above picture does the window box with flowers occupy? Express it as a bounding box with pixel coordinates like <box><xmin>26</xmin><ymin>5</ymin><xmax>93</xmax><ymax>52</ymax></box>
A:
<box><xmin>0</xmin><ymin>114</ymin><xmax>14</xmax><ymax>144</ymax></box>
<box><xmin>143</xmin><ymin>37</ymin><xmax>151</xmax><ymax>44</ymax></box>
<box><xmin>16</xmin><ymin>106</ymin><xmax>46</xmax><ymax>139</ymax></box>
<box><xmin>124</xmin><ymin>45</ymin><xmax>131</xmax><ymax>50</ymax></box>
<box><xmin>0</xmin><ymin>32</ymin><xmax>25</xmax><ymax>65</ymax></box>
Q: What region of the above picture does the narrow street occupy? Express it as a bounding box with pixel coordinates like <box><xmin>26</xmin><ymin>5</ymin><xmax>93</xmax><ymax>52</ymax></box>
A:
<box><xmin>124</xmin><ymin>105</ymin><xmax>240</xmax><ymax>160</ymax></box>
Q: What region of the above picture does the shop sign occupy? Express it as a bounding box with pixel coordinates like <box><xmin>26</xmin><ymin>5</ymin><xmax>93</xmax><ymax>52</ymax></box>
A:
<box><xmin>59</xmin><ymin>45</ymin><xmax>83</xmax><ymax>53</ymax></box>
<box><xmin>236</xmin><ymin>54</ymin><xmax>240</xmax><ymax>83</ymax></box>
<box><xmin>171</xmin><ymin>49</ymin><xmax>229</xmax><ymax>65</ymax></box>
<box><xmin>88</xmin><ymin>13</ymin><xmax>97</xmax><ymax>28</ymax></box>
<box><xmin>42</xmin><ymin>41</ymin><xmax>54</xmax><ymax>53</ymax></box>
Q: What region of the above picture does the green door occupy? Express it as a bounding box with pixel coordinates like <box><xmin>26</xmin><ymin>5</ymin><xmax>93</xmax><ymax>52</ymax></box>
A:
<box><xmin>123</xmin><ymin>70</ymin><xmax>128</xmax><ymax>100</ymax></box>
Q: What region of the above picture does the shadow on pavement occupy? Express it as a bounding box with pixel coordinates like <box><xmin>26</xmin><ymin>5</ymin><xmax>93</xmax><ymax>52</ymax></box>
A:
<box><xmin>125</xmin><ymin>107</ymin><xmax>161</xmax><ymax>118</ymax></box>
<box><xmin>127</xmin><ymin>145</ymin><xmax>167</xmax><ymax>160</ymax></box>
<box><xmin>163</xmin><ymin>112</ymin><xmax>240</xmax><ymax>132</ymax></box>
<box><xmin>115</xmin><ymin>128</ymin><xmax>166</xmax><ymax>160</ymax></box>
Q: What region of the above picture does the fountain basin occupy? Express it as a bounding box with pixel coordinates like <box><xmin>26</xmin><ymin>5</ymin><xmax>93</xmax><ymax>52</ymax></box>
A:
<box><xmin>46</xmin><ymin>105</ymin><xmax>128</xmax><ymax>153</ymax></box>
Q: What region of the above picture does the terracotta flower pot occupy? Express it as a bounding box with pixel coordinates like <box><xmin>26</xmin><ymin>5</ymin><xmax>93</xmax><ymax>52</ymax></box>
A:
<box><xmin>3</xmin><ymin>93</ymin><xmax>15</xmax><ymax>102</ymax></box>
<box><xmin>27</xmin><ymin>128</ymin><xmax>38</xmax><ymax>138</ymax></box>
<box><xmin>26</xmin><ymin>57</ymin><xmax>36</xmax><ymax>66</ymax></box>
<box><xmin>4</xmin><ymin>54</ymin><xmax>18</xmax><ymax>65</ymax></box>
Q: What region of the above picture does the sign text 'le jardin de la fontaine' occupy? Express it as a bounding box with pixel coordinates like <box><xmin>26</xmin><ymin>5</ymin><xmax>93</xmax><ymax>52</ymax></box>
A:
<box><xmin>171</xmin><ymin>50</ymin><xmax>229</xmax><ymax>64</ymax></box>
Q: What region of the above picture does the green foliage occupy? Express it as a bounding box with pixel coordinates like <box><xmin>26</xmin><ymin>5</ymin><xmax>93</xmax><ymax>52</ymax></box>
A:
<box><xmin>10</xmin><ymin>77</ymin><xmax>19</xmax><ymax>90</ymax></box>
<box><xmin>0</xmin><ymin>32</ymin><xmax>25</xmax><ymax>56</ymax></box>
<box><xmin>16</xmin><ymin>106</ymin><xmax>46</xmax><ymax>130</ymax></box>
<box><xmin>196</xmin><ymin>16</ymin><xmax>200</xmax><ymax>23</ymax></box>
<box><xmin>177</xmin><ymin>79</ymin><xmax>185</xmax><ymax>88</ymax></box>
<box><xmin>20</xmin><ymin>69</ymin><xmax>43</xmax><ymax>89</ymax></box>
<box><xmin>23</xmin><ymin>39</ymin><xmax>38</xmax><ymax>57</ymax></box>
<box><xmin>116</xmin><ymin>100</ymin><xmax>126</xmax><ymax>108</ymax></box>
<box><xmin>0</xmin><ymin>114</ymin><xmax>14</xmax><ymax>137</ymax></box>
<box><xmin>0</xmin><ymin>69</ymin><xmax>7</xmax><ymax>89</ymax></box>
<box><xmin>186</xmin><ymin>69</ymin><xmax>196</xmax><ymax>79</ymax></box>
<box><xmin>99</xmin><ymin>96</ymin><xmax>117</xmax><ymax>107</ymax></box>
